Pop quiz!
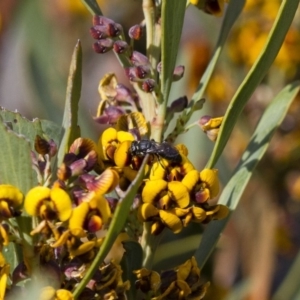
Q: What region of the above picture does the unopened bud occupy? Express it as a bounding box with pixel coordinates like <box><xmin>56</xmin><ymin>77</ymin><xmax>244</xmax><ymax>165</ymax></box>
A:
<box><xmin>113</xmin><ymin>40</ymin><xmax>129</xmax><ymax>54</ymax></box>
<box><xmin>124</xmin><ymin>67</ymin><xmax>140</xmax><ymax>82</ymax></box>
<box><xmin>130</xmin><ymin>51</ymin><xmax>150</xmax><ymax>66</ymax></box>
<box><xmin>142</xmin><ymin>79</ymin><xmax>156</xmax><ymax>93</ymax></box>
<box><xmin>170</xmin><ymin>96</ymin><xmax>188</xmax><ymax>113</ymax></box>
<box><xmin>128</xmin><ymin>25</ymin><xmax>143</xmax><ymax>40</ymax></box>
<box><xmin>93</xmin><ymin>39</ymin><xmax>114</xmax><ymax>53</ymax></box>
<box><xmin>172</xmin><ymin>65</ymin><xmax>185</xmax><ymax>81</ymax></box>
<box><xmin>93</xmin><ymin>15</ymin><xmax>115</xmax><ymax>26</ymax></box>
<box><xmin>136</xmin><ymin>65</ymin><xmax>151</xmax><ymax>79</ymax></box>
<box><xmin>34</xmin><ymin>135</ymin><xmax>50</xmax><ymax>155</ymax></box>
<box><xmin>90</xmin><ymin>25</ymin><xmax>108</xmax><ymax>39</ymax></box>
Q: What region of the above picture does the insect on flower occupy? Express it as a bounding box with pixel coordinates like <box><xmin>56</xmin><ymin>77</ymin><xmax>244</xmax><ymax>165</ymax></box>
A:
<box><xmin>129</xmin><ymin>139</ymin><xmax>182</xmax><ymax>164</ymax></box>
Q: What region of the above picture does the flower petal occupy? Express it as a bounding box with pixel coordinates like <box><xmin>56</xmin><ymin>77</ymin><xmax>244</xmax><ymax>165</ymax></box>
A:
<box><xmin>159</xmin><ymin>210</ymin><xmax>182</xmax><ymax>234</ymax></box>
<box><xmin>142</xmin><ymin>180</ymin><xmax>168</xmax><ymax>203</ymax></box>
<box><xmin>168</xmin><ymin>181</ymin><xmax>190</xmax><ymax>208</ymax></box>
<box><xmin>182</xmin><ymin>170</ymin><xmax>199</xmax><ymax>192</ymax></box>
<box><xmin>69</xmin><ymin>202</ymin><xmax>89</xmax><ymax>234</ymax></box>
<box><xmin>138</xmin><ymin>203</ymin><xmax>159</xmax><ymax>221</ymax></box>
<box><xmin>199</xmin><ymin>169</ymin><xmax>219</xmax><ymax>198</ymax></box>
<box><xmin>24</xmin><ymin>186</ymin><xmax>51</xmax><ymax>216</ymax></box>
<box><xmin>0</xmin><ymin>184</ymin><xmax>24</xmax><ymax>207</ymax></box>
<box><xmin>114</xmin><ymin>141</ymin><xmax>131</xmax><ymax>168</ymax></box>
<box><xmin>50</xmin><ymin>188</ymin><xmax>73</xmax><ymax>221</ymax></box>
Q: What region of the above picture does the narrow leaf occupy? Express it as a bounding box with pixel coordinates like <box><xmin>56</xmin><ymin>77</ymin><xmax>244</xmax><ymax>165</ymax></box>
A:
<box><xmin>81</xmin><ymin>0</ymin><xmax>102</xmax><ymax>15</ymax></box>
<box><xmin>189</xmin><ymin>0</ymin><xmax>245</xmax><ymax>107</ymax></box>
<box><xmin>195</xmin><ymin>81</ymin><xmax>300</xmax><ymax>268</ymax></box>
<box><xmin>160</xmin><ymin>0</ymin><xmax>186</xmax><ymax>104</ymax></box>
<box><xmin>206</xmin><ymin>0</ymin><xmax>300</xmax><ymax>169</ymax></box>
<box><xmin>57</xmin><ymin>41</ymin><xmax>82</xmax><ymax>166</ymax></box>
<box><xmin>272</xmin><ymin>249</ymin><xmax>300</xmax><ymax>300</ymax></box>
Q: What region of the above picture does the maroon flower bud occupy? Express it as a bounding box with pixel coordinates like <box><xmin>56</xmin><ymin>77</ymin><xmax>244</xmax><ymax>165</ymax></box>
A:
<box><xmin>90</xmin><ymin>25</ymin><xmax>108</xmax><ymax>39</ymax></box>
<box><xmin>128</xmin><ymin>24</ymin><xmax>143</xmax><ymax>40</ymax></box>
<box><xmin>124</xmin><ymin>67</ymin><xmax>140</xmax><ymax>82</ymax></box>
<box><xmin>115</xmin><ymin>84</ymin><xmax>132</xmax><ymax>101</ymax></box>
<box><xmin>93</xmin><ymin>39</ymin><xmax>114</xmax><ymax>53</ymax></box>
<box><xmin>142</xmin><ymin>79</ymin><xmax>156</xmax><ymax>93</ymax></box>
<box><xmin>170</xmin><ymin>96</ymin><xmax>188</xmax><ymax>112</ymax></box>
<box><xmin>172</xmin><ymin>65</ymin><xmax>185</xmax><ymax>81</ymax></box>
<box><xmin>107</xmin><ymin>23</ymin><xmax>121</xmax><ymax>37</ymax></box>
<box><xmin>130</xmin><ymin>51</ymin><xmax>150</xmax><ymax>66</ymax></box>
<box><xmin>113</xmin><ymin>40</ymin><xmax>129</xmax><ymax>54</ymax></box>
<box><xmin>93</xmin><ymin>15</ymin><xmax>115</xmax><ymax>26</ymax></box>
<box><xmin>94</xmin><ymin>106</ymin><xmax>125</xmax><ymax>124</ymax></box>
<box><xmin>136</xmin><ymin>65</ymin><xmax>150</xmax><ymax>79</ymax></box>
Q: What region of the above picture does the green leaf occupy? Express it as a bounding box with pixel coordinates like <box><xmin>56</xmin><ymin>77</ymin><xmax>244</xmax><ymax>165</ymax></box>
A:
<box><xmin>206</xmin><ymin>0</ymin><xmax>300</xmax><ymax>169</ymax></box>
<box><xmin>2</xmin><ymin>242</ymin><xmax>23</xmax><ymax>275</ymax></box>
<box><xmin>120</xmin><ymin>241</ymin><xmax>143</xmax><ymax>298</ymax></box>
<box><xmin>81</xmin><ymin>0</ymin><xmax>102</xmax><ymax>15</ymax></box>
<box><xmin>0</xmin><ymin>116</ymin><xmax>35</xmax><ymax>194</ymax></box>
<box><xmin>272</xmin><ymin>250</ymin><xmax>300</xmax><ymax>300</ymax></box>
<box><xmin>57</xmin><ymin>41</ymin><xmax>82</xmax><ymax>166</ymax></box>
<box><xmin>40</xmin><ymin>119</ymin><xmax>63</xmax><ymax>147</ymax></box>
<box><xmin>195</xmin><ymin>81</ymin><xmax>300</xmax><ymax>268</ymax></box>
<box><xmin>160</xmin><ymin>0</ymin><xmax>186</xmax><ymax>105</ymax></box>
<box><xmin>72</xmin><ymin>156</ymin><xmax>149</xmax><ymax>299</ymax></box>
<box><xmin>189</xmin><ymin>0</ymin><xmax>245</xmax><ymax>108</ymax></box>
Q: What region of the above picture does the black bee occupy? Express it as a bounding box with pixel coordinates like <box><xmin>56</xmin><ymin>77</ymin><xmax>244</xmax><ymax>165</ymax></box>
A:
<box><xmin>129</xmin><ymin>139</ymin><xmax>182</xmax><ymax>164</ymax></box>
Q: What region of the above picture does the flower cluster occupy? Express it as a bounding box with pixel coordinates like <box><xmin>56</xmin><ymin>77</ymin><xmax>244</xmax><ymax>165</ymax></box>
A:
<box><xmin>134</xmin><ymin>257</ymin><xmax>210</xmax><ymax>299</ymax></box>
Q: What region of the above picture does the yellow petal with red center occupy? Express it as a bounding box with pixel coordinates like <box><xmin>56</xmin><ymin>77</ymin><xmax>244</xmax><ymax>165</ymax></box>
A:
<box><xmin>159</xmin><ymin>210</ymin><xmax>182</xmax><ymax>233</ymax></box>
<box><xmin>69</xmin><ymin>137</ymin><xmax>98</xmax><ymax>157</ymax></box>
<box><xmin>138</xmin><ymin>203</ymin><xmax>159</xmax><ymax>221</ymax></box>
<box><xmin>116</xmin><ymin>131</ymin><xmax>135</xmax><ymax>142</ymax></box>
<box><xmin>24</xmin><ymin>186</ymin><xmax>51</xmax><ymax>216</ymax></box>
<box><xmin>149</xmin><ymin>161</ymin><xmax>167</xmax><ymax>180</ymax></box>
<box><xmin>192</xmin><ymin>206</ymin><xmax>206</xmax><ymax>222</ymax></box>
<box><xmin>175</xmin><ymin>144</ymin><xmax>189</xmax><ymax>156</ymax></box>
<box><xmin>114</xmin><ymin>141</ymin><xmax>132</xmax><ymax>168</ymax></box>
<box><xmin>142</xmin><ymin>180</ymin><xmax>168</xmax><ymax>203</ymax></box>
<box><xmin>182</xmin><ymin>170</ymin><xmax>199</xmax><ymax>192</ymax></box>
<box><xmin>98</xmin><ymin>128</ymin><xmax>118</xmax><ymax>160</ymax></box>
<box><xmin>70</xmin><ymin>240</ymin><xmax>96</xmax><ymax>258</ymax></box>
<box><xmin>0</xmin><ymin>184</ymin><xmax>24</xmax><ymax>207</ymax></box>
<box><xmin>50</xmin><ymin>188</ymin><xmax>72</xmax><ymax>222</ymax></box>
<box><xmin>89</xmin><ymin>193</ymin><xmax>111</xmax><ymax>224</ymax></box>
<box><xmin>56</xmin><ymin>289</ymin><xmax>74</xmax><ymax>300</ymax></box>
<box><xmin>69</xmin><ymin>202</ymin><xmax>89</xmax><ymax>232</ymax></box>
<box><xmin>167</xmin><ymin>182</ymin><xmax>190</xmax><ymax>208</ymax></box>
<box><xmin>199</xmin><ymin>169</ymin><xmax>219</xmax><ymax>198</ymax></box>
<box><xmin>94</xmin><ymin>168</ymin><xmax>119</xmax><ymax>194</ymax></box>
